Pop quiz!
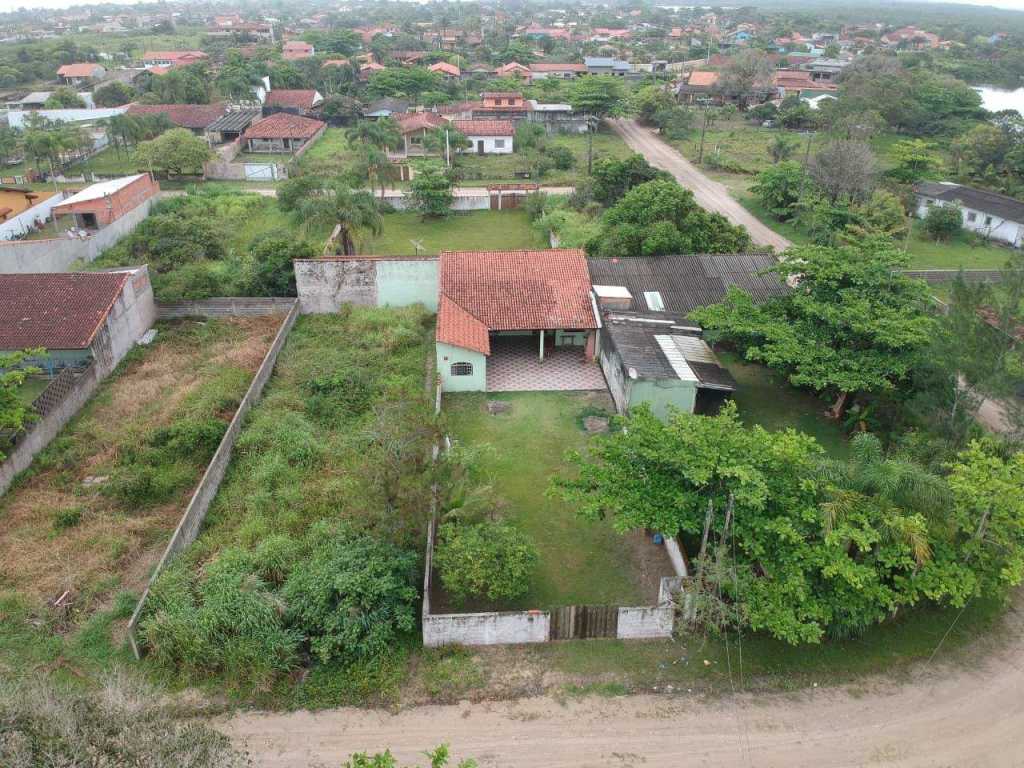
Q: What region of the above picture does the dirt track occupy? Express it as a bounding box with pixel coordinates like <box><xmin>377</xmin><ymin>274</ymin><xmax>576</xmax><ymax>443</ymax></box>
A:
<box><xmin>608</xmin><ymin>118</ymin><xmax>792</xmax><ymax>253</ymax></box>
<box><xmin>226</xmin><ymin>597</ymin><xmax>1023</xmax><ymax>768</ymax></box>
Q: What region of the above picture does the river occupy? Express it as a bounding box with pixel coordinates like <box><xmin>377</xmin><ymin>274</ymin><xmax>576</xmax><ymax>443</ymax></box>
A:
<box><xmin>974</xmin><ymin>85</ymin><xmax>1024</xmax><ymax>114</ymax></box>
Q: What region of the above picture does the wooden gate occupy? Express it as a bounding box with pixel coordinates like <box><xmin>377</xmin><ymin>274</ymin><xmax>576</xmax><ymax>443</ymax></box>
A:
<box><xmin>549</xmin><ymin>605</ymin><xmax>618</xmax><ymax>640</ymax></box>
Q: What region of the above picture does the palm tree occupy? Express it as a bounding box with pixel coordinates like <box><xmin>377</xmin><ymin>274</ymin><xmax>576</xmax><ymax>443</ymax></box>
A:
<box><xmin>345</xmin><ymin>118</ymin><xmax>400</xmax><ymax>152</ymax></box>
<box><xmin>297</xmin><ymin>182</ymin><xmax>383</xmax><ymax>255</ymax></box>
<box><xmin>359</xmin><ymin>145</ymin><xmax>397</xmax><ymax>199</ymax></box>
<box><xmin>816</xmin><ymin>433</ymin><xmax>951</xmax><ymax>566</ymax></box>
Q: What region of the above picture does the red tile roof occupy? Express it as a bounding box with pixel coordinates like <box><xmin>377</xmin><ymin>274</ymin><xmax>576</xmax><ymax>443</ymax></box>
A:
<box><xmin>430</xmin><ymin>61</ymin><xmax>461</xmax><ymax>76</ymax></box>
<box><xmin>437</xmin><ymin>249</ymin><xmax>597</xmax><ymax>353</ymax></box>
<box><xmin>437</xmin><ymin>296</ymin><xmax>490</xmax><ymax>354</ymax></box>
<box><xmin>687</xmin><ymin>70</ymin><xmax>719</xmax><ymax>87</ymax></box>
<box><xmin>0</xmin><ymin>272</ymin><xmax>130</xmax><ymax>350</ymax></box>
<box><xmin>126</xmin><ymin>102</ymin><xmax>227</xmax><ymax>129</ymax></box>
<box><xmin>57</xmin><ymin>63</ymin><xmax>102</xmax><ymax>77</ymax></box>
<box><xmin>242</xmin><ymin>112</ymin><xmax>326</xmax><ymax>140</ymax></box>
<box><xmin>394</xmin><ymin>112</ymin><xmax>447</xmax><ymax>133</ymax></box>
<box><xmin>265</xmin><ymin>89</ymin><xmax>319</xmax><ymax>110</ymax></box>
<box><xmin>143</xmin><ymin>50</ymin><xmax>208</xmax><ymax>63</ymax></box>
<box><xmin>453</xmin><ymin>119</ymin><xmax>513</xmax><ymax>137</ymax></box>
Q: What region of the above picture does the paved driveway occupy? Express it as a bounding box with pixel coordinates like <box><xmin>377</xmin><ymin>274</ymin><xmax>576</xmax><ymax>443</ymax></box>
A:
<box><xmin>608</xmin><ymin>118</ymin><xmax>792</xmax><ymax>253</ymax></box>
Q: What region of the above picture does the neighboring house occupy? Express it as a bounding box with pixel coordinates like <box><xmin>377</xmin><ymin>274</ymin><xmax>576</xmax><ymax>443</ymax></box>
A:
<box><xmin>0</xmin><ymin>188</ymin><xmax>61</xmax><ymax>240</ymax></box>
<box><xmin>142</xmin><ymin>50</ymin><xmax>209</xmax><ymax>69</ymax></box>
<box><xmin>588</xmin><ymin>253</ymin><xmax>789</xmax><ymax>419</ymax></box>
<box><xmin>430</xmin><ymin>61</ymin><xmax>461</xmax><ymax>80</ymax></box>
<box><xmin>56</xmin><ymin>63</ymin><xmax>106</xmax><ymax>85</ymax></box>
<box><xmin>359</xmin><ymin>61</ymin><xmax>386</xmax><ymax>79</ymax></box>
<box><xmin>205</xmin><ymin>109</ymin><xmax>261</xmax><ymax>144</ymax></box>
<box><xmin>392</xmin><ymin>50</ymin><xmax>428</xmax><ymax>64</ymax></box>
<box><xmin>802</xmin><ymin>57</ymin><xmax>849</xmax><ymax>82</ymax></box>
<box><xmin>0</xmin><ymin>268</ymin><xmax>155</xmax><ymax>376</ymax></box>
<box><xmin>773</xmin><ymin>69</ymin><xmax>837</xmax><ymax>98</ymax></box>
<box><xmin>453</xmin><ymin>120</ymin><xmax>514</xmax><ymax>154</ymax></box>
<box><xmin>913</xmin><ymin>182</ymin><xmax>1024</xmax><ymax>248</ymax></box>
<box><xmin>126</xmin><ymin>102</ymin><xmax>228</xmax><ymax>135</ymax></box>
<box><xmin>882</xmin><ymin>26</ymin><xmax>941</xmax><ymax>49</ymax></box>
<box><xmin>364</xmin><ymin>97</ymin><xmax>409</xmax><ymax>118</ymax></box>
<box><xmin>391</xmin><ymin>112</ymin><xmax>448</xmax><ymax>158</ymax></box>
<box><xmin>282</xmin><ymin>40</ymin><xmax>314</xmax><ymax>60</ymax></box>
<box><xmin>494</xmin><ymin>61</ymin><xmax>532</xmax><ymax>80</ymax></box>
<box><xmin>676</xmin><ymin>70</ymin><xmax>720</xmax><ymax>104</ymax></box>
<box><xmin>528</xmin><ymin>62</ymin><xmax>586</xmax><ymax>81</ymax></box>
<box><xmin>526</xmin><ymin>101</ymin><xmax>588</xmax><ymax>133</ymax></box>
<box><xmin>241</xmin><ymin>112</ymin><xmax>326</xmax><ymax>154</ymax></box>
<box><xmin>51</xmin><ymin>173</ymin><xmax>159</xmax><ymax>230</ymax></box>
<box><xmin>584</xmin><ymin>56</ymin><xmax>632</xmax><ymax>76</ymax></box>
<box><xmin>264</xmin><ymin>88</ymin><xmax>324</xmax><ymax>114</ymax></box>
<box><xmin>473</xmin><ymin>91</ymin><xmax>531</xmax><ymax>122</ymax></box>
<box><xmin>436</xmin><ymin>249</ymin><xmax>599</xmax><ymax>393</ymax></box>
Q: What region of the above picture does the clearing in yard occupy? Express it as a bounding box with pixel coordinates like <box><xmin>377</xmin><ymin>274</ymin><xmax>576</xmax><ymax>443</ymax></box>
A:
<box><xmin>438</xmin><ymin>391</ymin><xmax>674</xmax><ymax>612</ymax></box>
<box><xmin>0</xmin><ymin>316</ymin><xmax>281</xmax><ymax>676</ymax></box>
<box><xmin>452</xmin><ymin>130</ymin><xmax>633</xmax><ymax>186</ymax></box>
<box><xmin>361</xmin><ymin>210</ymin><xmax>546</xmax><ymax>255</ymax></box>
<box><xmin>296</xmin><ymin>128</ymin><xmax>350</xmax><ymax>176</ymax></box>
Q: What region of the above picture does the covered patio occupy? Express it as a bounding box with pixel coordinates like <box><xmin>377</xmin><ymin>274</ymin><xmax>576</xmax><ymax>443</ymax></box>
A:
<box><xmin>486</xmin><ymin>335</ymin><xmax>607</xmax><ymax>392</ymax></box>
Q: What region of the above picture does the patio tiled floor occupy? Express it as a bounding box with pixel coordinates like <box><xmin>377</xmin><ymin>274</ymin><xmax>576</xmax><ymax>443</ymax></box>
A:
<box><xmin>486</xmin><ymin>336</ymin><xmax>608</xmax><ymax>392</ymax></box>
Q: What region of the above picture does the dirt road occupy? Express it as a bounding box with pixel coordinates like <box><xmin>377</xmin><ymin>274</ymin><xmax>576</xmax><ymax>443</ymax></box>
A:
<box><xmin>608</xmin><ymin>118</ymin><xmax>792</xmax><ymax>253</ymax></box>
<box><xmin>226</xmin><ymin>599</ymin><xmax>1023</xmax><ymax>768</ymax></box>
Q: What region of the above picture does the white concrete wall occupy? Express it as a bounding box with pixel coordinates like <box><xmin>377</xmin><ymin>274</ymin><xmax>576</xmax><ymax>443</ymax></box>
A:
<box><xmin>423</xmin><ymin>610</ymin><xmax>551</xmax><ymax>647</ymax></box>
<box><xmin>462</xmin><ymin>135</ymin><xmax>514</xmax><ymax>154</ymax></box>
<box><xmin>6</xmin><ymin>106</ymin><xmax>128</xmax><ymax>128</ymax></box>
<box><xmin>92</xmin><ymin>266</ymin><xmax>157</xmax><ymax>375</ymax></box>
<box><xmin>616</xmin><ymin>604</ymin><xmax>675</xmax><ymax>640</ymax></box>
<box><xmin>0</xmin><ymin>192</ymin><xmax>67</xmax><ymax>241</ymax></box>
<box><xmin>294</xmin><ymin>257</ymin><xmax>439</xmax><ymax>314</ymax></box>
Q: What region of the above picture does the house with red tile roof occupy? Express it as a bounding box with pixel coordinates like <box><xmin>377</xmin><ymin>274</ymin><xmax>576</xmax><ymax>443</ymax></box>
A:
<box><xmin>142</xmin><ymin>51</ymin><xmax>208</xmax><ymax>69</ymax></box>
<box><xmin>56</xmin><ymin>62</ymin><xmax>106</xmax><ymax>85</ymax></box>
<box><xmin>241</xmin><ymin>113</ymin><xmax>326</xmax><ymax>153</ymax></box>
<box><xmin>282</xmin><ymin>40</ymin><xmax>314</xmax><ymax>60</ymax></box>
<box><xmin>435</xmin><ymin>249</ymin><xmax>599</xmax><ymax>392</ymax></box>
<box><xmin>126</xmin><ymin>102</ymin><xmax>228</xmax><ymax>134</ymax></box>
<box><xmin>0</xmin><ymin>267</ymin><xmax>155</xmax><ymax>375</ymax></box>
<box><xmin>391</xmin><ymin>112</ymin><xmax>448</xmax><ymax>158</ymax></box>
<box><xmin>264</xmin><ymin>88</ymin><xmax>323</xmax><ymax>114</ymax></box>
<box><xmin>494</xmin><ymin>61</ymin><xmax>531</xmax><ymax>80</ymax></box>
<box><xmin>453</xmin><ymin>120</ymin><xmax>514</xmax><ymax>154</ymax></box>
<box><xmin>429</xmin><ymin>61</ymin><xmax>461</xmax><ymax>80</ymax></box>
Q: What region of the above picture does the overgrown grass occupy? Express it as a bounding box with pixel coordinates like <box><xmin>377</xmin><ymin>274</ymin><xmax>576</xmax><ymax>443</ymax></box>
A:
<box><xmin>138</xmin><ymin>308</ymin><xmax>436</xmax><ymax>706</ymax></box>
<box><xmin>296</xmin><ymin>128</ymin><xmax>351</xmax><ymax>176</ymax></box>
<box><xmin>0</xmin><ymin>318</ymin><xmax>277</xmax><ymax>682</ymax></box>
<box><xmin>452</xmin><ymin>130</ymin><xmax>632</xmax><ymax>186</ymax></box>
<box><xmin>362</xmin><ymin>210</ymin><xmax>546</xmax><ymax>255</ymax></box>
<box><xmin>441</xmin><ymin>392</ymin><xmax>653</xmax><ymax>610</ymax></box>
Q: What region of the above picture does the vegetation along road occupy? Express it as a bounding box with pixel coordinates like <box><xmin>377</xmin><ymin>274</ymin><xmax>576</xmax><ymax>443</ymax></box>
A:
<box><xmin>609</xmin><ymin>118</ymin><xmax>792</xmax><ymax>253</ymax></box>
<box><xmin>227</xmin><ymin>592</ymin><xmax>1022</xmax><ymax>768</ymax></box>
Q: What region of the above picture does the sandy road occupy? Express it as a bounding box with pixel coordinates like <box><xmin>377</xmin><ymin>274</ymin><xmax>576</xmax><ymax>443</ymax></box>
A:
<box><xmin>608</xmin><ymin>118</ymin><xmax>792</xmax><ymax>253</ymax></box>
<box><xmin>226</xmin><ymin>597</ymin><xmax>1023</xmax><ymax>768</ymax></box>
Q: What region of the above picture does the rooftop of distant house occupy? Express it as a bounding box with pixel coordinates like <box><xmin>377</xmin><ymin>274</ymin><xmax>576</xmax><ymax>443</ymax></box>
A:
<box><xmin>242</xmin><ymin>112</ymin><xmax>325</xmax><ymax>140</ymax></box>
<box><xmin>126</xmin><ymin>102</ymin><xmax>227</xmax><ymax>129</ymax></box>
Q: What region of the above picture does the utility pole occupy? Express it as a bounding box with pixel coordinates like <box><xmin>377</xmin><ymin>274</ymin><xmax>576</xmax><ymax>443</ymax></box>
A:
<box><xmin>697</xmin><ymin>101</ymin><xmax>711</xmax><ymax>164</ymax></box>
<box><xmin>797</xmin><ymin>129</ymin><xmax>814</xmax><ymax>202</ymax></box>
<box><xmin>587</xmin><ymin>114</ymin><xmax>595</xmax><ymax>174</ymax></box>
<box><xmin>706</xmin><ymin>34</ymin><xmax>712</xmax><ymax>65</ymax></box>
<box><xmin>445</xmin><ymin>128</ymin><xmax>451</xmax><ymax>168</ymax></box>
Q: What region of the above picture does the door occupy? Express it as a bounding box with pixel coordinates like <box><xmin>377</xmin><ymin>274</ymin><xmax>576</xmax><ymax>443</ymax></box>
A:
<box><xmin>477</xmin><ymin>140</ymin><xmax>485</xmax><ymax>155</ymax></box>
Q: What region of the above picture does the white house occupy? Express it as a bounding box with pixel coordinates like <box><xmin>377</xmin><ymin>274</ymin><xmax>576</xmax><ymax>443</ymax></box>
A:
<box><xmin>453</xmin><ymin>120</ymin><xmax>514</xmax><ymax>155</ymax></box>
<box><xmin>914</xmin><ymin>182</ymin><xmax>1024</xmax><ymax>248</ymax></box>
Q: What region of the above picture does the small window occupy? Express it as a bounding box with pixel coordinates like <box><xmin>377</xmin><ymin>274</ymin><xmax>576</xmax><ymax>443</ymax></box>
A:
<box><xmin>985</xmin><ymin>216</ymin><xmax>993</xmax><ymax>226</ymax></box>
<box><xmin>451</xmin><ymin>362</ymin><xmax>473</xmax><ymax>376</ymax></box>
<box><xmin>967</xmin><ymin>212</ymin><xmax>977</xmax><ymax>222</ymax></box>
<box><xmin>644</xmin><ymin>291</ymin><xmax>665</xmax><ymax>312</ymax></box>
<box><xmin>494</xmin><ymin>139</ymin><xmax>505</xmax><ymax>148</ymax></box>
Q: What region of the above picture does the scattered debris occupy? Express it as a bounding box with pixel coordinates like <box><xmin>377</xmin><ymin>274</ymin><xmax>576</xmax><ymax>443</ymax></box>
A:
<box><xmin>583</xmin><ymin>415</ymin><xmax>610</xmax><ymax>434</ymax></box>
<box><xmin>81</xmin><ymin>475</ymin><xmax>109</xmax><ymax>487</ymax></box>
<box><xmin>137</xmin><ymin>328</ymin><xmax>158</xmax><ymax>346</ymax></box>
<box><xmin>486</xmin><ymin>400</ymin><xmax>512</xmax><ymax>414</ymax></box>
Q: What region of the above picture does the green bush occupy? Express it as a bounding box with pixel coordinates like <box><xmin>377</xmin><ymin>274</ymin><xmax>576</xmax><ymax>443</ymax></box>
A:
<box><xmin>306</xmin><ymin>368</ymin><xmax>376</xmax><ymax>419</ymax></box>
<box><xmin>436</xmin><ymin>521</ymin><xmax>538</xmax><ymax>603</ymax></box>
<box><xmin>282</xmin><ymin>524</ymin><xmax>420</xmax><ymax>665</ymax></box>
<box><xmin>52</xmin><ymin>506</ymin><xmax>83</xmax><ymax>530</ymax></box>
<box><xmin>923</xmin><ymin>203</ymin><xmax>963</xmax><ymax>242</ymax></box>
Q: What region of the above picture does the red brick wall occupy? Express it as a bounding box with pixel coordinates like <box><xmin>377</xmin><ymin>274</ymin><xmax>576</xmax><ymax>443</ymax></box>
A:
<box><xmin>54</xmin><ymin>174</ymin><xmax>160</xmax><ymax>227</ymax></box>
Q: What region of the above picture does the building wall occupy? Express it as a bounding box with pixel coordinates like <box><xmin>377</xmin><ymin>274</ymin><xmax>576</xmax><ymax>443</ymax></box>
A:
<box><xmin>628</xmin><ymin>379</ymin><xmax>697</xmax><ymax>420</ymax></box>
<box><xmin>89</xmin><ymin>266</ymin><xmax>157</xmax><ymax>376</ymax></box>
<box><xmin>462</xmin><ymin>135</ymin><xmax>514</xmax><ymax>154</ymax></box>
<box><xmin>294</xmin><ymin>257</ymin><xmax>439</xmax><ymax>313</ymax></box>
<box><xmin>0</xmin><ymin>190</ymin><xmax>66</xmax><ymax>241</ymax></box>
<box><xmin>915</xmin><ymin>196</ymin><xmax>1023</xmax><ymax>247</ymax></box>
<box><xmin>423</xmin><ymin>610</ymin><xmax>550</xmax><ymax>647</ymax></box>
<box><xmin>54</xmin><ymin>174</ymin><xmax>159</xmax><ymax>227</ymax></box>
<box><xmin>437</xmin><ymin>342</ymin><xmax>486</xmax><ymax>392</ymax></box>
<box><xmin>6</xmin><ymin>106</ymin><xmax>128</xmax><ymax>129</ymax></box>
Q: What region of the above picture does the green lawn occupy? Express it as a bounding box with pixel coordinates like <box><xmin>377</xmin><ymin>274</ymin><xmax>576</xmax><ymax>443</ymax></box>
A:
<box><xmin>452</xmin><ymin>130</ymin><xmax>633</xmax><ymax>186</ymax></box>
<box><xmin>718</xmin><ymin>351</ymin><xmax>848</xmax><ymax>458</ymax></box>
<box><xmin>443</xmin><ymin>392</ymin><xmax>650</xmax><ymax>610</ymax></box>
<box><xmin>296</xmin><ymin>128</ymin><xmax>351</xmax><ymax>176</ymax></box>
<box><xmin>72</xmin><ymin>147</ymin><xmax>143</xmax><ymax>177</ymax></box>
<box><xmin>361</xmin><ymin>210</ymin><xmax>546</xmax><ymax>255</ymax></box>
<box><xmin>15</xmin><ymin>377</ymin><xmax>49</xmax><ymax>406</ymax></box>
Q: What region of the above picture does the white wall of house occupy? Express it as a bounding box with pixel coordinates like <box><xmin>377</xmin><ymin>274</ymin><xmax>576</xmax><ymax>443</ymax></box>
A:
<box><xmin>437</xmin><ymin>342</ymin><xmax>487</xmax><ymax>392</ymax></box>
<box><xmin>915</xmin><ymin>196</ymin><xmax>1023</xmax><ymax>247</ymax></box>
<box><xmin>461</xmin><ymin>135</ymin><xmax>513</xmax><ymax>155</ymax></box>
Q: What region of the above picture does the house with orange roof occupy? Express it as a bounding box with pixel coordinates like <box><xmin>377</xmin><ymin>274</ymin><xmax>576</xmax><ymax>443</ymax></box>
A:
<box><xmin>282</xmin><ymin>40</ymin><xmax>314</xmax><ymax>60</ymax></box>
<box><xmin>452</xmin><ymin>120</ymin><xmax>514</xmax><ymax>154</ymax></box>
<box><xmin>435</xmin><ymin>249</ymin><xmax>600</xmax><ymax>392</ymax></box>
<box><xmin>429</xmin><ymin>61</ymin><xmax>462</xmax><ymax>81</ymax></box>
<box><xmin>142</xmin><ymin>51</ymin><xmax>208</xmax><ymax>69</ymax></box>
<box><xmin>56</xmin><ymin>62</ymin><xmax>105</xmax><ymax>85</ymax></box>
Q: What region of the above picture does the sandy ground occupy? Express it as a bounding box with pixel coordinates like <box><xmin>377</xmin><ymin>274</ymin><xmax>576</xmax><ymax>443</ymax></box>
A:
<box><xmin>608</xmin><ymin>118</ymin><xmax>792</xmax><ymax>253</ymax></box>
<box><xmin>225</xmin><ymin>594</ymin><xmax>1023</xmax><ymax>768</ymax></box>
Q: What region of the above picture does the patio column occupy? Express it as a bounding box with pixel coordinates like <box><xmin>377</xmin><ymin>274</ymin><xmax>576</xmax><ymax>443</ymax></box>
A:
<box><xmin>539</xmin><ymin>330</ymin><xmax>545</xmax><ymax>362</ymax></box>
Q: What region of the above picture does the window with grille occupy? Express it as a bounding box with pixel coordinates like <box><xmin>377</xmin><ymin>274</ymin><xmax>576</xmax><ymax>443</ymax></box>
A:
<box><xmin>451</xmin><ymin>362</ymin><xmax>473</xmax><ymax>376</ymax></box>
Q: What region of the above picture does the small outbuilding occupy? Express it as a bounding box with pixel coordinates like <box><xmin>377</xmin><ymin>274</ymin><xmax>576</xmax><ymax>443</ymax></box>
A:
<box><xmin>50</xmin><ymin>174</ymin><xmax>159</xmax><ymax>230</ymax></box>
<box><xmin>453</xmin><ymin>119</ymin><xmax>514</xmax><ymax>154</ymax></box>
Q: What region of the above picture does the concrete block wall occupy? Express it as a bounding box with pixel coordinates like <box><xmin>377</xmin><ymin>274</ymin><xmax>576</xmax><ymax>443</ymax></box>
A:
<box><xmin>616</xmin><ymin>604</ymin><xmax>675</xmax><ymax>640</ymax></box>
<box><xmin>423</xmin><ymin>610</ymin><xmax>551</xmax><ymax>647</ymax></box>
<box><xmin>156</xmin><ymin>297</ymin><xmax>297</xmax><ymax>319</ymax></box>
<box><xmin>295</xmin><ymin>257</ymin><xmax>439</xmax><ymax>314</ymax></box>
<box><xmin>126</xmin><ymin>301</ymin><xmax>299</xmax><ymax>658</ymax></box>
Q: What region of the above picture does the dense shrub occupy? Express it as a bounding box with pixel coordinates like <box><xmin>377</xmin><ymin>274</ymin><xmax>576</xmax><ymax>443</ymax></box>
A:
<box><xmin>436</xmin><ymin>521</ymin><xmax>538</xmax><ymax>603</ymax></box>
<box><xmin>282</xmin><ymin>523</ymin><xmax>420</xmax><ymax>664</ymax></box>
<box><xmin>923</xmin><ymin>203</ymin><xmax>963</xmax><ymax>241</ymax></box>
<box><xmin>246</xmin><ymin>232</ymin><xmax>317</xmax><ymax>297</ymax></box>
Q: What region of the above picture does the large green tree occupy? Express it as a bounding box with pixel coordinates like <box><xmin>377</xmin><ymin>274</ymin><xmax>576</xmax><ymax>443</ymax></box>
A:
<box><xmin>0</xmin><ymin>350</ymin><xmax>42</xmax><ymax>460</ymax></box>
<box><xmin>586</xmin><ymin>179</ymin><xmax>752</xmax><ymax>258</ymax></box>
<box><xmin>133</xmin><ymin>128</ymin><xmax>213</xmax><ymax>176</ymax></box>
<box><xmin>279</xmin><ymin>177</ymin><xmax>382</xmax><ymax>255</ymax></box>
<box><xmin>692</xmin><ymin>239</ymin><xmax>936</xmax><ymax>417</ymax></box>
<box><xmin>409</xmin><ymin>162</ymin><xmax>454</xmax><ymax>218</ymax></box>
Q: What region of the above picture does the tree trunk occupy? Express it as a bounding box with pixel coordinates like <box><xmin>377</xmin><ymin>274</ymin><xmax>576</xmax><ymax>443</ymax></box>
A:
<box><xmin>828</xmin><ymin>390</ymin><xmax>849</xmax><ymax>420</ymax></box>
<box><xmin>340</xmin><ymin>227</ymin><xmax>356</xmax><ymax>256</ymax></box>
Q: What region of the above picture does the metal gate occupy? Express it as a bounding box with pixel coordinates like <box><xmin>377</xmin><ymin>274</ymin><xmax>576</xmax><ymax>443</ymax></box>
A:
<box><xmin>244</xmin><ymin>163</ymin><xmax>278</xmax><ymax>181</ymax></box>
<box><xmin>549</xmin><ymin>605</ymin><xmax>618</xmax><ymax>640</ymax></box>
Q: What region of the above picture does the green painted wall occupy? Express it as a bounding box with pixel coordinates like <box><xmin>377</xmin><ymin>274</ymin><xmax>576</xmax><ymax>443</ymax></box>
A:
<box><xmin>376</xmin><ymin>259</ymin><xmax>439</xmax><ymax>311</ymax></box>
<box><xmin>628</xmin><ymin>379</ymin><xmax>697</xmax><ymax>420</ymax></box>
<box><xmin>5</xmin><ymin>348</ymin><xmax>92</xmax><ymax>375</ymax></box>
<box><xmin>437</xmin><ymin>342</ymin><xmax>487</xmax><ymax>392</ymax></box>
